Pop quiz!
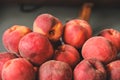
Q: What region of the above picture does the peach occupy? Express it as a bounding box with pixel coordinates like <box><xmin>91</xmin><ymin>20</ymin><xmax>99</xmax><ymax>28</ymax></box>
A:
<box><xmin>33</xmin><ymin>13</ymin><xmax>63</xmax><ymax>42</ymax></box>
<box><xmin>19</xmin><ymin>32</ymin><xmax>54</xmax><ymax>66</ymax></box>
<box><xmin>63</xmin><ymin>19</ymin><xmax>92</xmax><ymax>48</ymax></box>
<box><xmin>39</xmin><ymin>60</ymin><xmax>72</xmax><ymax>80</ymax></box>
<box><xmin>106</xmin><ymin>60</ymin><xmax>120</xmax><ymax>80</ymax></box>
<box><xmin>2</xmin><ymin>25</ymin><xmax>32</xmax><ymax>55</ymax></box>
<box><xmin>82</xmin><ymin>36</ymin><xmax>117</xmax><ymax>64</ymax></box>
<box><xmin>74</xmin><ymin>59</ymin><xmax>106</xmax><ymax>80</ymax></box>
<box><xmin>97</xmin><ymin>28</ymin><xmax>120</xmax><ymax>53</ymax></box>
<box><xmin>2</xmin><ymin>58</ymin><xmax>35</xmax><ymax>80</ymax></box>
<box><xmin>0</xmin><ymin>52</ymin><xmax>17</xmax><ymax>80</ymax></box>
<box><xmin>54</xmin><ymin>44</ymin><xmax>81</xmax><ymax>69</ymax></box>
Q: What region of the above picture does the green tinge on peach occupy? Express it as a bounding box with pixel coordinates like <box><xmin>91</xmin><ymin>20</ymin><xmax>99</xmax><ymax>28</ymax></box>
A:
<box><xmin>2</xmin><ymin>25</ymin><xmax>32</xmax><ymax>54</ymax></box>
<box><xmin>19</xmin><ymin>32</ymin><xmax>54</xmax><ymax>66</ymax></box>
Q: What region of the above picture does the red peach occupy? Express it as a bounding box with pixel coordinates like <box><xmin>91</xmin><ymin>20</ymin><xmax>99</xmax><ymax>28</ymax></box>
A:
<box><xmin>82</xmin><ymin>36</ymin><xmax>117</xmax><ymax>64</ymax></box>
<box><xmin>39</xmin><ymin>60</ymin><xmax>72</xmax><ymax>80</ymax></box>
<box><xmin>0</xmin><ymin>52</ymin><xmax>17</xmax><ymax>80</ymax></box>
<box><xmin>2</xmin><ymin>25</ymin><xmax>32</xmax><ymax>55</ymax></box>
<box><xmin>74</xmin><ymin>59</ymin><xmax>106</xmax><ymax>80</ymax></box>
<box><xmin>97</xmin><ymin>28</ymin><xmax>120</xmax><ymax>53</ymax></box>
<box><xmin>54</xmin><ymin>44</ymin><xmax>81</xmax><ymax>69</ymax></box>
<box><xmin>63</xmin><ymin>19</ymin><xmax>92</xmax><ymax>48</ymax></box>
<box><xmin>19</xmin><ymin>32</ymin><xmax>54</xmax><ymax>66</ymax></box>
<box><xmin>33</xmin><ymin>13</ymin><xmax>63</xmax><ymax>42</ymax></box>
<box><xmin>2</xmin><ymin>58</ymin><xmax>35</xmax><ymax>80</ymax></box>
<box><xmin>106</xmin><ymin>60</ymin><xmax>120</xmax><ymax>80</ymax></box>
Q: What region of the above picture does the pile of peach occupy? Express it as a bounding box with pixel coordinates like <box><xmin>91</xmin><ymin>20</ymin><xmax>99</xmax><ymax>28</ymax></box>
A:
<box><xmin>0</xmin><ymin>13</ymin><xmax>120</xmax><ymax>80</ymax></box>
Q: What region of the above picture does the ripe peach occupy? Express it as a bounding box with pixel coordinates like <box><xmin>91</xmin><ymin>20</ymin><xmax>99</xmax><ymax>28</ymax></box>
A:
<box><xmin>0</xmin><ymin>52</ymin><xmax>17</xmax><ymax>80</ymax></box>
<box><xmin>54</xmin><ymin>44</ymin><xmax>81</xmax><ymax>69</ymax></box>
<box><xmin>2</xmin><ymin>58</ymin><xmax>35</xmax><ymax>80</ymax></box>
<box><xmin>82</xmin><ymin>36</ymin><xmax>117</xmax><ymax>64</ymax></box>
<box><xmin>63</xmin><ymin>19</ymin><xmax>92</xmax><ymax>48</ymax></box>
<box><xmin>74</xmin><ymin>59</ymin><xmax>106</xmax><ymax>80</ymax></box>
<box><xmin>39</xmin><ymin>60</ymin><xmax>72</xmax><ymax>80</ymax></box>
<box><xmin>106</xmin><ymin>60</ymin><xmax>120</xmax><ymax>80</ymax></box>
<box><xmin>2</xmin><ymin>25</ymin><xmax>32</xmax><ymax>54</ymax></box>
<box><xmin>19</xmin><ymin>32</ymin><xmax>54</xmax><ymax>66</ymax></box>
<box><xmin>33</xmin><ymin>13</ymin><xmax>63</xmax><ymax>42</ymax></box>
<box><xmin>97</xmin><ymin>28</ymin><xmax>120</xmax><ymax>53</ymax></box>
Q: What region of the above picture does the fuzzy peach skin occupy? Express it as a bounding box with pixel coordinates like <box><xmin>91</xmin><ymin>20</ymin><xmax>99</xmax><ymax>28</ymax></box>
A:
<box><xmin>82</xmin><ymin>36</ymin><xmax>117</xmax><ymax>64</ymax></box>
<box><xmin>106</xmin><ymin>60</ymin><xmax>120</xmax><ymax>80</ymax></box>
<box><xmin>54</xmin><ymin>44</ymin><xmax>81</xmax><ymax>69</ymax></box>
<box><xmin>2</xmin><ymin>58</ymin><xmax>35</xmax><ymax>80</ymax></box>
<box><xmin>97</xmin><ymin>28</ymin><xmax>120</xmax><ymax>53</ymax></box>
<box><xmin>39</xmin><ymin>60</ymin><xmax>72</xmax><ymax>80</ymax></box>
<box><xmin>2</xmin><ymin>25</ymin><xmax>32</xmax><ymax>54</ymax></box>
<box><xmin>19</xmin><ymin>32</ymin><xmax>54</xmax><ymax>66</ymax></box>
<box><xmin>33</xmin><ymin>13</ymin><xmax>63</xmax><ymax>42</ymax></box>
<box><xmin>0</xmin><ymin>52</ymin><xmax>17</xmax><ymax>80</ymax></box>
<box><xmin>74</xmin><ymin>59</ymin><xmax>106</xmax><ymax>80</ymax></box>
<box><xmin>63</xmin><ymin>19</ymin><xmax>92</xmax><ymax>49</ymax></box>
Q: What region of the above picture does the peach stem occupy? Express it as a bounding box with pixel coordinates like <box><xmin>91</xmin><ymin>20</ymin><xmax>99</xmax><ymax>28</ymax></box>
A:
<box><xmin>79</xmin><ymin>2</ymin><xmax>93</xmax><ymax>22</ymax></box>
